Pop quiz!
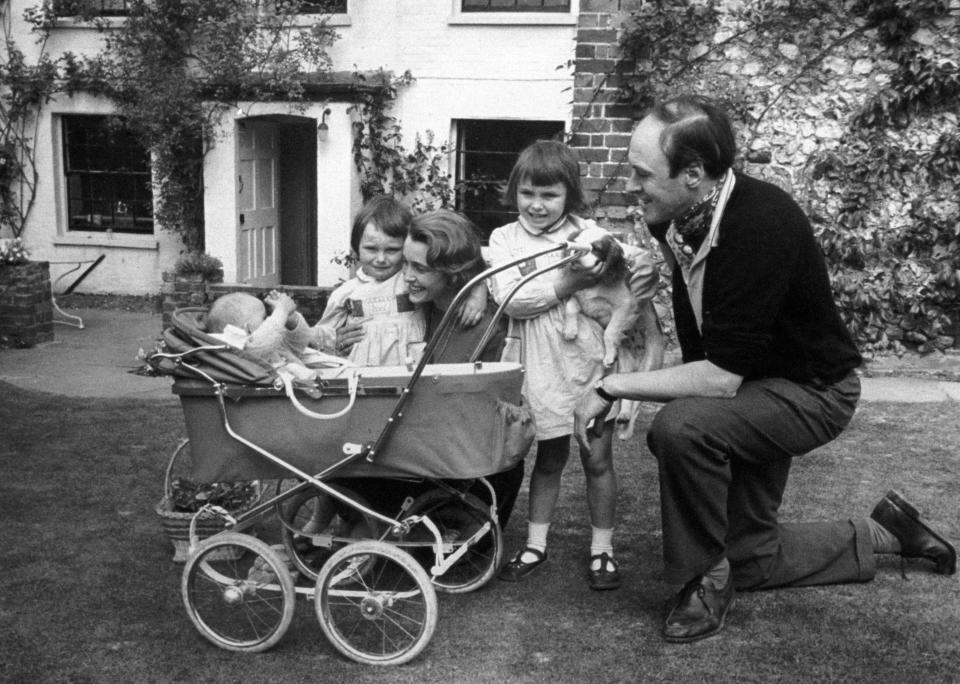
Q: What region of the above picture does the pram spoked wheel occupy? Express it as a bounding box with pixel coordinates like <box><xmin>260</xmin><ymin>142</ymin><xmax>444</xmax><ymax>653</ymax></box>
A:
<box><xmin>403</xmin><ymin>489</ymin><xmax>503</xmax><ymax>594</ymax></box>
<box><xmin>181</xmin><ymin>532</ymin><xmax>295</xmax><ymax>652</ymax></box>
<box><xmin>314</xmin><ymin>540</ymin><xmax>438</xmax><ymax>666</ymax></box>
<box><xmin>278</xmin><ymin>484</ymin><xmax>379</xmax><ymax>580</ymax></box>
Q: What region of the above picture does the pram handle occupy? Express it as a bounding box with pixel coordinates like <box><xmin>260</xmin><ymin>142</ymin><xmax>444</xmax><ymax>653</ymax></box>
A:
<box><xmin>277</xmin><ymin>368</ymin><xmax>360</xmax><ymax>420</ymax></box>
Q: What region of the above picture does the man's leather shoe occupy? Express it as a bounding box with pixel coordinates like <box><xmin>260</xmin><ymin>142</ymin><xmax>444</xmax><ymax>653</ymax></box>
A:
<box><xmin>871</xmin><ymin>489</ymin><xmax>956</xmax><ymax>575</ymax></box>
<box><xmin>662</xmin><ymin>575</ymin><xmax>735</xmax><ymax>643</ymax></box>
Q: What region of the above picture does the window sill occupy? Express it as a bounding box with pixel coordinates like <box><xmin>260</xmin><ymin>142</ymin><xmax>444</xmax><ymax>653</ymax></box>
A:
<box><xmin>55</xmin><ymin>233</ymin><xmax>159</xmax><ymax>250</ymax></box>
<box><xmin>448</xmin><ymin>13</ymin><xmax>576</xmax><ymax>26</ymax></box>
<box><xmin>293</xmin><ymin>13</ymin><xmax>351</xmax><ymax>27</ymax></box>
<box><xmin>50</xmin><ymin>16</ymin><xmax>126</xmax><ymax>29</ymax></box>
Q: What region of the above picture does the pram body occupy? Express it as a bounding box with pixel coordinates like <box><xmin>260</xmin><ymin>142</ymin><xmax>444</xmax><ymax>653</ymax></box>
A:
<box><xmin>151</xmin><ymin>243</ymin><xmax>585</xmax><ymax>665</ymax></box>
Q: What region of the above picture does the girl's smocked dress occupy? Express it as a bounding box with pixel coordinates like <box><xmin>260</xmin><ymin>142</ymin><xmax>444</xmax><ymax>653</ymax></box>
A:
<box><xmin>313</xmin><ymin>270</ymin><xmax>426</xmax><ymax>366</ymax></box>
<box><xmin>487</xmin><ymin>215</ymin><xmax>609</xmax><ymax>440</ymax></box>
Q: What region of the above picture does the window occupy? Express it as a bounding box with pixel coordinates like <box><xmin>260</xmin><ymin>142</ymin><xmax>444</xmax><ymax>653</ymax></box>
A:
<box><xmin>462</xmin><ymin>0</ymin><xmax>570</xmax><ymax>11</ymax></box>
<box><xmin>454</xmin><ymin>119</ymin><xmax>565</xmax><ymax>241</ymax></box>
<box><xmin>298</xmin><ymin>0</ymin><xmax>348</xmax><ymax>14</ymax></box>
<box><xmin>54</xmin><ymin>0</ymin><xmax>131</xmax><ymax>16</ymax></box>
<box><xmin>62</xmin><ymin>116</ymin><xmax>153</xmax><ymax>234</ymax></box>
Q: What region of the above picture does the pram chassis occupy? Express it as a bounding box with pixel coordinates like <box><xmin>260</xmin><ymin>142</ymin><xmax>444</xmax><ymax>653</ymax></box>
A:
<box><xmin>155</xmin><ymin>242</ymin><xmax>589</xmax><ymax>664</ymax></box>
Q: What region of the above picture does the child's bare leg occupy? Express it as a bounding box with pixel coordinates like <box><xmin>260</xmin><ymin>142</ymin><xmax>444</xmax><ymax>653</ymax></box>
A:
<box><xmin>580</xmin><ymin>421</ymin><xmax>621</xmax><ymax>589</ymax></box>
<box><xmin>580</xmin><ymin>422</ymin><xmax>616</xmax><ymax>530</ymax></box>
<box><xmin>501</xmin><ymin>436</ymin><xmax>569</xmax><ymax>578</ymax></box>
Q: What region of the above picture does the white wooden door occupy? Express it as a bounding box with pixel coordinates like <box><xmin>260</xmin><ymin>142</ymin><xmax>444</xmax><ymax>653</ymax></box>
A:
<box><xmin>237</xmin><ymin>121</ymin><xmax>280</xmax><ymax>286</ymax></box>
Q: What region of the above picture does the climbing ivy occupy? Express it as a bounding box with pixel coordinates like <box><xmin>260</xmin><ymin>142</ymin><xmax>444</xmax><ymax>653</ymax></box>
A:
<box><xmin>612</xmin><ymin>0</ymin><xmax>960</xmax><ymax>353</ymax></box>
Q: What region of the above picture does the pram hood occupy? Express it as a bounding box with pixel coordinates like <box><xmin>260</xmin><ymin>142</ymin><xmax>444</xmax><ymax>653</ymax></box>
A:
<box><xmin>151</xmin><ymin>307</ymin><xmax>278</xmax><ymax>385</ymax></box>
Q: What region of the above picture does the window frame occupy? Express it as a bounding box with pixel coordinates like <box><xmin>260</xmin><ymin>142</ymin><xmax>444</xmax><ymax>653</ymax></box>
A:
<box><xmin>449</xmin><ymin>0</ymin><xmax>578</xmax><ymax>25</ymax></box>
<box><xmin>59</xmin><ymin>114</ymin><xmax>155</xmax><ymax>239</ymax></box>
<box><xmin>453</xmin><ymin>118</ymin><xmax>566</xmax><ymax>243</ymax></box>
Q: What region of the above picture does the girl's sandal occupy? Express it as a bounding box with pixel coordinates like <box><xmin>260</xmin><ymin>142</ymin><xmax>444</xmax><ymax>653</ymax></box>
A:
<box><xmin>588</xmin><ymin>552</ymin><xmax>621</xmax><ymax>591</ymax></box>
<box><xmin>498</xmin><ymin>547</ymin><xmax>547</xmax><ymax>581</ymax></box>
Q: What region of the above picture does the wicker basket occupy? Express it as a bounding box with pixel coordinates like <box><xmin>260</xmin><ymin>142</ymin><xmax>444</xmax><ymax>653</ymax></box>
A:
<box><xmin>156</xmin><ymin>439</ymin><xmax>261</xmax><ymax>562</ymax></box>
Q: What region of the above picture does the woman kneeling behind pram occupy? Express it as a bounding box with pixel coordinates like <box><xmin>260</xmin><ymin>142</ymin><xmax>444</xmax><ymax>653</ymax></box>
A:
<box><xmin>331</xmin><ymin>209</ymin><xmax>526</xmax><ymax>530</ymax></box>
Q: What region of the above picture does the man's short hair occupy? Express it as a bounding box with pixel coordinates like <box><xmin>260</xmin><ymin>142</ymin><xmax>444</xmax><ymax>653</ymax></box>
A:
<box><xmin>650</xmin><ymin>95</ymin><xmax>736</xmax><ymax>178</ymax></box>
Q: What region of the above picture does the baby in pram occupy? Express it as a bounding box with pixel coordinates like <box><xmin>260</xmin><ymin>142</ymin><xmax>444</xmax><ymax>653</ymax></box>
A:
<box><xmin>207</xmin><ymin>290</ymin><xmax>318</xmax><ymax>382</ymax></box>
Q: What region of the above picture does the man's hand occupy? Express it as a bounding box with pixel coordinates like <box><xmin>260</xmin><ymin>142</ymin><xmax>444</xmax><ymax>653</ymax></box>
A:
<box><xmin>335</xmin><ymin>319</ymin><xmax>366</xmax><ymax>356</ymax></box>
<box><xmin>574</xmin><ymin>384</ymin><xmax>614</xmax><ymax>455</ymax></box>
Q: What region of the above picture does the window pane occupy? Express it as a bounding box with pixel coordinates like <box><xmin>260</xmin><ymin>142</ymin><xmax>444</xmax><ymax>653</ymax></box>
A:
<box><xmin>54</xmin><ymin>0</ymin><xmax>131</xmax><ymax>16</ymax></box>
<box><xmin>63</xmin><ymin>115</ymin><xmax>153</xmax><ymax>234</ymax></box>
<box><xmin>462</xmin><ymin>0</ymin><xmax>570</xmax><ymax>11</ymax></box>
<box><xmin>298</xmin><ymin>0</ymin><xmax>347</xmax><ymax>14</ymax></box>
<box><xmin>454</xmin><ymin>119</ymin><xmax>565</xmax><ymax>242</ymax></box>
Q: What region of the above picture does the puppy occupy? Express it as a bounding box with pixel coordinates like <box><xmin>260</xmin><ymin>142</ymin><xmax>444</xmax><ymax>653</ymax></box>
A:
<box><xmin>562</xmin><ymin>225</ymin><xmax>665</xmax><ymax>440</ymax></box>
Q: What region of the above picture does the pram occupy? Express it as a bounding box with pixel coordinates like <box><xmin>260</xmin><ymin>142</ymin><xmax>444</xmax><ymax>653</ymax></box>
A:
<box><xmin>149</xmin><ymin>244</ymin><xmax>589</xmax><ymax>665</ymax></box>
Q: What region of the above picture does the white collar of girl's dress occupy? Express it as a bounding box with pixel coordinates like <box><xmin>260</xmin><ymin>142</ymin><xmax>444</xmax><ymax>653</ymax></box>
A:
<box><xmin>518</xmin><ymin>213</ymin><xmax>568</xmax><ymax>236</ymax></box>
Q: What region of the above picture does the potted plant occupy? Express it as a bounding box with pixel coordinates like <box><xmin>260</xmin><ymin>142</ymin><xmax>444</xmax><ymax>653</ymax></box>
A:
<box><xmin>0</xmin><ymin>238</ymin><xmax>54</xmax><ymax>348</ymax></box>
<box><xmin>155</xmin><ymin>440</ymin><xmax>261</xmax><ymax>562</ymax></box>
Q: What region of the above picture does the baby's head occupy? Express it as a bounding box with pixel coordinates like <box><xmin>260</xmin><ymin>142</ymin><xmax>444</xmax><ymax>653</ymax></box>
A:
<box><xmin>207</xmin><ymin>292</ymin><xmax>266</xmax><ymax>334</ymax></box>
<box><xmin>351</xmin><ymin>195</ymin><xmax>412</xmax><ymax>282</ymax></box>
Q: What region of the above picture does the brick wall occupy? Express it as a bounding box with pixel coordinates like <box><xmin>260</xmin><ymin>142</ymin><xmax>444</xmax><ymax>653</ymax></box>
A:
<box><xmin>0</xmin><ymin>261</ymin><xmax>54</xmax><ymax>348</ymax></box>
<box><xmin>572</xmin><ymin>0</ymin><xmax>643</xmax><ymax>235</ymax></box>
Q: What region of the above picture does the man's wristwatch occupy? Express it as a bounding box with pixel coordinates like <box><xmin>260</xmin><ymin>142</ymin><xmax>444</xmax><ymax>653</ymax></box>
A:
<box><xmin>594</xmin><ymin>378</ymin><xmax>615</xmax><ymax>403</ymax></box>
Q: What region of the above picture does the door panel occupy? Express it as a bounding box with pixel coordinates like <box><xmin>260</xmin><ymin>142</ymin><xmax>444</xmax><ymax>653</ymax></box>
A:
<box><xmin>237</xmin><ymin>121</ymin><xmax>279</xmax><ymax>286</ymax></box>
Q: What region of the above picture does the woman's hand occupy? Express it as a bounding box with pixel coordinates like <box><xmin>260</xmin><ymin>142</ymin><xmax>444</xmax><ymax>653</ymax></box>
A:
<box><xmin>457</xmin><ymin>280</ymin><xmax>489</xmax><ymax>328</ymax></box>
<box><xmin>335</xmin><ymin>320</ymin><xmax>366</xmax><ymax>356</ymax></box>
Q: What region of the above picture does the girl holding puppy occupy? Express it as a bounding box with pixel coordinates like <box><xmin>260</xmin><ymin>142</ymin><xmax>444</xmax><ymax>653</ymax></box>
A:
<box><xmin>488</xmin><ymin>140</ymin><xmax>659</xmax><ymax>589</ymax></box>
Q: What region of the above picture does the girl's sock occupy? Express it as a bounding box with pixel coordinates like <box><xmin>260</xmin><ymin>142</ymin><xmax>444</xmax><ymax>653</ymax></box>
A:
<box><xmin>520</xmin><ymin>522</ymin><xmax>550</xmax><ymax>562</ymax></box>
<box><xmin>590</xmin><ymin>526</ymin><xmax>614</xmax><ymax>571</ymax></box>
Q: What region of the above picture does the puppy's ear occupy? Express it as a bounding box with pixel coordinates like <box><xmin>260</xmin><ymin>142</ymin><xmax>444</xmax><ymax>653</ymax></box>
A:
<box><xmin>593</xmin><ymin>235</ymin><xmax>626</xmax><ymax>278</ymax></box>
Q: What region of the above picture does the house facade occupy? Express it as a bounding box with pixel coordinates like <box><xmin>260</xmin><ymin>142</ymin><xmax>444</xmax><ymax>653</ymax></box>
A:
<box><xmin>6</xmin><ymin>0</ymin><xmax>600</xmax><ymax>294</ymax></box>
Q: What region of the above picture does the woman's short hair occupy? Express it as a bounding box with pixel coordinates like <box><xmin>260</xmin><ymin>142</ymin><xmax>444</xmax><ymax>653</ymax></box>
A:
<box><xmin>408</xmin><ymin>210</ymin><xmax>485</xmax><ymax>292</ymax></box>
<box><xmin>649</xmin><ymin>95</ymin><xmax>736</xmax><ymax>179</ymax></box>
<box><xmin>503</xmin><ymin>140</ymin><xmax>586</xmax><ymax>215</ymax></box>
<box><xmin>350</xmin><ymin>195</ymin><xmax>413</xmax><ymax>254</ymax></box>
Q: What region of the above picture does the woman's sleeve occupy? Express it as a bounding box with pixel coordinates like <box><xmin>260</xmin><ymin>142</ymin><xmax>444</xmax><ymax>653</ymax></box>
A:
<box><xmin>487</xmin><ymin>228</ymin><xmax>561</xmax><ymax>319</ymax></box>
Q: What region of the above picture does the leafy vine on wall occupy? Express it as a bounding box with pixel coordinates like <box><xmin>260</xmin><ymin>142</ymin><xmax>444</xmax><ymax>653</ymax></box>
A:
<box><xmin>610</xmin><ymin>0</ymin><xmax>960</xmax><ymax>353</ymax></box>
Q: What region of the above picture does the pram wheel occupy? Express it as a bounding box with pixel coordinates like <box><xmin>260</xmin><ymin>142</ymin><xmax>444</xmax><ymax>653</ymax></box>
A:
<box><xmin>279</xmin><ymin>484</ymin><xmax>378</xmax><ymax>581</ymax></box>
<box><xmin>404</xmin><ymin>489</ymin><xmax>503</xmax><ymax>594</ymax></box>
<box><xmin>314</xmin><ymin>540</ymin><xmax>438</xmax><ymax>666</ymax></box>
<box><xmin>181</xmin><ymin>532</ymin><xmax>295</xmax><ymax>652</ymax></box>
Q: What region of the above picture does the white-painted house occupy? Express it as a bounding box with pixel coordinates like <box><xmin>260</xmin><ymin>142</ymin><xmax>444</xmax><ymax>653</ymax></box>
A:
<box><xmin>7</xmin><ymin>1</ymin><xmax>584</xmax><ymax>295</ymax></box>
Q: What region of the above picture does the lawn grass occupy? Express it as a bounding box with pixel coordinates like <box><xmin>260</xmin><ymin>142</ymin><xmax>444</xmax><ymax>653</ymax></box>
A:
<box><xmin>1</xmin><ymin>382</ymin><xmax>957</xmax><ymax>683</ymax></box>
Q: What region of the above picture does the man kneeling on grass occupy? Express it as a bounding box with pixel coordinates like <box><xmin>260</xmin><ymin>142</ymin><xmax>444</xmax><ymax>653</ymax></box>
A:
<box><xmin>574</xmin><ymin>94</ymin><xmax>957</xmax><ymax>644</ymax></box>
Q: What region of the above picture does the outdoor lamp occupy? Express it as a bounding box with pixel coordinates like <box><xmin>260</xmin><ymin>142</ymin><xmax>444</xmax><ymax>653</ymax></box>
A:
<box><xmin>317</xmin><ymin>108</ymin><xmax>331</xmax><ymax>142</ymax></box>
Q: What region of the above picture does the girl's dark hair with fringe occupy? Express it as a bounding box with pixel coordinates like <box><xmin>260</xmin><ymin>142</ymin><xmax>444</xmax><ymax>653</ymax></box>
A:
<box><xmin>350</xmin><ymin>195</ymin><xmax>413</xmax><ymax>254</ymax></box>
<box><xmin>503</xmin><ymin>140</ymin><xmax>586</xmax><ymax>215</ymax></box>
<box><xmin>407</xmin><ymin>209</ymin><xmax>485</xmax><ymax>293</ymax></box>
<box><xmin>649</xmin><ymin>95</ymin><xmax>737</xmax><ymax>179</ymax></box>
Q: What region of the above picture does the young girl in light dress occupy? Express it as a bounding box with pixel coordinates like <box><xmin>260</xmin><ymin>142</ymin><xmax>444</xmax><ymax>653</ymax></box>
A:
<box><xmin>488</xmin><ymin>141</ymin><xmax>660</xmax><ymax>590</ymax></box>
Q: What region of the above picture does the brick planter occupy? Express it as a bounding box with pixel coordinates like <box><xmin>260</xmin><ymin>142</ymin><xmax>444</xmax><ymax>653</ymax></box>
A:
<box><xmin>0</xmin><ymin>261</ymin><xmax>54</xmax><ymax>348</ymax></box>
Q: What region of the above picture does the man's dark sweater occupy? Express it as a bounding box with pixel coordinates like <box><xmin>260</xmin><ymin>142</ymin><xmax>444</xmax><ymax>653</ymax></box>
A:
<box><xmin>649</xmin><ymin>173</ymin><xmax>862</xmax><ymax>384</ymax></box>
